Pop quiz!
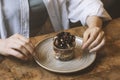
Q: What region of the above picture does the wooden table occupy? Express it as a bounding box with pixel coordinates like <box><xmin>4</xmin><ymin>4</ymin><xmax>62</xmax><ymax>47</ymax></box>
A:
<box><xmin>0</xmin><ymin>18</ymin><xmax>120</xmax><ymax>80</ymax></box>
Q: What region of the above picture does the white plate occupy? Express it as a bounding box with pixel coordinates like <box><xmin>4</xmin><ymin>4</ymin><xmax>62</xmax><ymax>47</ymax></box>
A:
<box><xmin>34</xmin><ymin>36</ymin><xmax>96</xmax><ymax>73</ymax></box>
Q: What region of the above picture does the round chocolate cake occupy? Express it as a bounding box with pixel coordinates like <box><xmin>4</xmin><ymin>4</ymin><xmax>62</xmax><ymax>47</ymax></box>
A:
<box><xmin>53</xmin><ymin>32</ymin><xmax>76</xmax><ymax>61</ymax></box>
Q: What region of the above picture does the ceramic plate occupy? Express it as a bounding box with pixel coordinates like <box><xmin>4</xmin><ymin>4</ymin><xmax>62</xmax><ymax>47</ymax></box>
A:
<box><xmin>34</xmin><ymin>36</ymin><xmax>96</xmax><ymax>73</ymax></box>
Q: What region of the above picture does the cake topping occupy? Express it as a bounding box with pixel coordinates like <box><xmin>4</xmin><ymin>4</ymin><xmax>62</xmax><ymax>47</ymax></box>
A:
<box><xmin>54</xmin><ymin>32</ymin><xmax>75</xmax><ymax>49</ymax></box>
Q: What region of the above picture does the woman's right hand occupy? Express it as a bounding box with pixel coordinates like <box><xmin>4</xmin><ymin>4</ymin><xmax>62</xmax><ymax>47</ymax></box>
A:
<box><xmin>0</xmin><ymin>34</ymin><xmax>35</xmax><ymax>60</ymax></box>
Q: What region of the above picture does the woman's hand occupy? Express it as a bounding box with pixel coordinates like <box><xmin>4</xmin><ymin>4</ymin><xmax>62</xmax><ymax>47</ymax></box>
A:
<box><xmin>82</xmin><ymin>27</ymin><xmax>105</xmax><ymax>53</ymax></box>
<box><xmin>0</xmin><ymin>34</ymin><xmax>35</xmax><ymax>60</ymax></box>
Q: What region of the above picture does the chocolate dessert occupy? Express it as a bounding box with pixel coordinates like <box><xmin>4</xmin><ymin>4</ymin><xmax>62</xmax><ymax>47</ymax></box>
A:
<box><xmin>53</xmin><ymin>32</ymin><xmax>76</xmax><ymax>61</ymax></box>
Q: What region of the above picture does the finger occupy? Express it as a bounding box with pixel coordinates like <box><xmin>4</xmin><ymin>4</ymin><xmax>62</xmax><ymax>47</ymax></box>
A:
<box><xmin>8</xmin><ymin>49</ymin><xmax>28</xmax><ymax>60</ymax></box>
<box><xmin>82</xmin><ymin>32</ymin><xmax>98</xmax><ymax>50</ymax></box>
<box><xmin>82</xmin><ymin>31</ymin><xmax>90</xmax><ymax>45</ymax></box>
<box><xmin>14</xmin><ymin>34</ymin><xmax>29</xmax><ymax>42</ymax></box>
<box><xmin>20</xmin><ymin>39</ymin><xmax>34</xmax><ymax>55</ymax></box>
<box><xmin>82</xmin><ymin>31</ymin><xmax>90</xmax><ymax>49</ymax></box>
<box><xmin>88</xmin><ymin>31</ymin><xmax>104</xmax><ymax>50</ymax></box>
<box><xmin>14</xmin><ymin>34</ymin><xmax>35</xmax><ymax>49</ymax></box>
<box><xmin>89</xmin><ymin>37</ymin><xmax>105</xmax><ymax>53</ymax></box>
<box><xmin>18</xmin><ymin>34</ymin><xmax>34</xmax><ymax>47</ymax></box>
<box><xmin>10</xmin><ymin>38</ymin><xmax>30</xmax><ymax>57</ymax></box>
<box><xmin>15</xmin><ymin>34</ymin><xmax>35</xmax><ymax>54</ymax></box>
<box><xmin>10</xmin><ymin>34</ymin><xmax>35</xmax><ymax>58</ymax></box>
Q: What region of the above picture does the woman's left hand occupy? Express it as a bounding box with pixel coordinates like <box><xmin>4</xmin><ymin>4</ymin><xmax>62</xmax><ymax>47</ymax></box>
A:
<box><xmin>82</xmin><ymin>27</ymin><xmax>105</xmax><ymax>53</ymax></box>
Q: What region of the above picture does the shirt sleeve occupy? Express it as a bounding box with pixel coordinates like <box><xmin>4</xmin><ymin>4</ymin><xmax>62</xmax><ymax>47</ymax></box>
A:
<box><xmin>67</xmin><ymin>0</ymin><xmax>112</xmax><ymax>26</ymax></box>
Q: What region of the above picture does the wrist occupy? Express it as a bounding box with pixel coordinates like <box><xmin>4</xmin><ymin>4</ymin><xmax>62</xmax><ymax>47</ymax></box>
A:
<box><xmin>86</xmin><ymin>16</ymin><xmax>103</xmax><ymax>29</ymax></box>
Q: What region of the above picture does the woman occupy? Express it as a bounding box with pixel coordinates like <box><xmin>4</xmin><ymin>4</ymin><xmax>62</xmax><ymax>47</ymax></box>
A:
<box><xmin>0</xmin><ymin>0</ymin><xmax>111</xmax><ymax>60</ymax></box>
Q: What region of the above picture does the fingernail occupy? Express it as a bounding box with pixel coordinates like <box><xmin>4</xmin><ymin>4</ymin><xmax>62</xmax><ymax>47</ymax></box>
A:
<box><xmin>89</xmin><ymin>50</ymin><xmax>92</xmax><ymax>53</ymax></box>
<box><xmin>89</xmin><ymin>50</ymin><xmax>95</xmax><ymax>53</ymax></box>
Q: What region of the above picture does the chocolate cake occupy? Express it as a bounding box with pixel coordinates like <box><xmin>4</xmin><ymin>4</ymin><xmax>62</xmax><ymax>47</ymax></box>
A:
<box><xmin>53</xmin><ymin>32</ymin><xmax>76</xmax><ymax>61</ymax></box>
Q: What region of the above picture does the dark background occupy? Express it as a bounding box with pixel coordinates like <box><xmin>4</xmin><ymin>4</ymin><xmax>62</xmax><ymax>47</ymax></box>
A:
<box><xmin>102</xmin><ymin>0</ymin><xmax>120</xmax><ymax>19</ymax></box>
